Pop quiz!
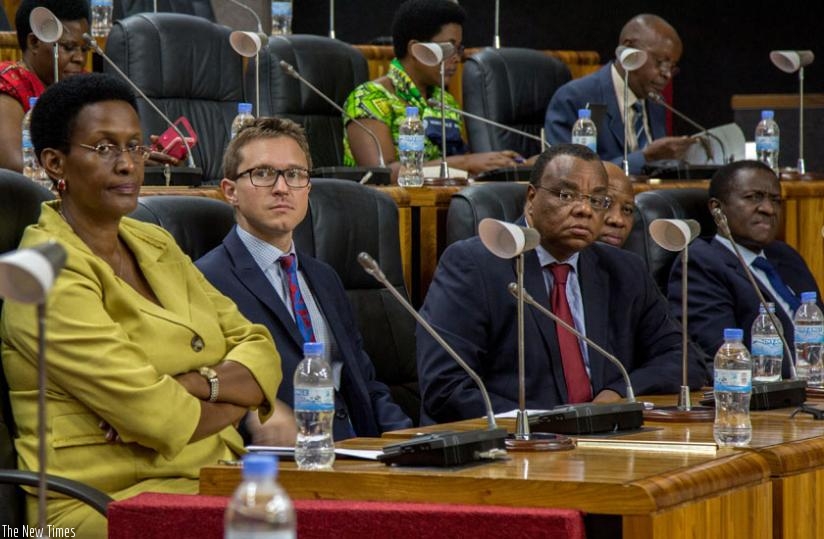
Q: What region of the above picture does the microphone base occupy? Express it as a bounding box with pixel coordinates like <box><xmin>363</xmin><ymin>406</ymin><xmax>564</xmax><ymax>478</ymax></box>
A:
<box><xmin>699</xmin><ymin>379</ymin><xmax>807</xmax><ymax>410</ymax></box>
<box><xmin>378</xmin><ymin>428</ymin><xmax>507</xmax><ymax>467</ymax></box>
<box><xmin>529</xmin><ymin>402</ymin><xmax>644</xmax><ymax>435</ymax></box>
<box><xmin>643</xmin><ymin>405</ymin><xmax>715</xmax><ymax>423</ymax></box>
<box><xmin>143</xmin><ymin>166</ymin><xmax>204</xmax><ymax>187</ymax></box>
<box><xmin>505</xmin><ymin>432</ymin><xmax>576</xmax><ymax>452</ymax></box>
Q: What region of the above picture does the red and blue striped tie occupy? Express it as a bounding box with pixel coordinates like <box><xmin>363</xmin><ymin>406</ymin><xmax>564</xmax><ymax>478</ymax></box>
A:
<box><xmin>279</xmin><ymin>254</ymin><xmax>316</xmax><ymax>344</ymax></box>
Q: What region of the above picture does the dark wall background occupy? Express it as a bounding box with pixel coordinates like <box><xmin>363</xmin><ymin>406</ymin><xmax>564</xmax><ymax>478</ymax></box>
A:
<box><xmin>293</xmin><ymin>0</ymin><xmax>820</xmax><ymax>137</ymax></box>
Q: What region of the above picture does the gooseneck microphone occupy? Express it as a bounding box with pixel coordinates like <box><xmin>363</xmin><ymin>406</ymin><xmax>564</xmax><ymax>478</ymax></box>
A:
<box><xmin>648</xmin><ymin>92</ymin><xmax>727</xmax><ymax>164</ymax></box>
<box><xmin>712</xmin><ymin>207</ymin><xmax>796</xmax><ymax>378</ymax></box>
<box><xmin>358</xmin><ymin>252</ymin><xmax>507</xmax><ymax>466</ymax></box>
<box><xmin>83</xmin><ymin>34</ymin><xmax>198</xmax><ymax>170</ymax></box>
<box><xmin>226</xmin><ymin>0</ymin><xmax>268</xmax><ymax>37</ymax></box>
<box><xmin>279</xmin><ymin>60</ymin><xmax>387</xmax><ymax>168</ymax></box>
<box><xmin>506</xmin><ymin>283</ymin><xmax>643</xmax><ymax>434</ymax></box>
<box><xmin>508</xmin><ymin>283</ymin><xmax>635</xmax><ymax>402</ymax></box>
<box><xmin>426</xmin><ymin>98</ymin><xmax>550</xmax><ymax>150</ymax></box>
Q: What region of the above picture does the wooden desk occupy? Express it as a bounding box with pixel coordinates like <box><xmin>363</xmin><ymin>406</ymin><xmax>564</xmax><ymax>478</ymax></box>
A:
<box><xmin>201</xmin><ymin>433</ymin><xmax>771</xmax><ymax>539</ymax></box>
<box><xmin>377</xmin><ymin>185</ymin><xmax>461</xmax><ymax>306</ymax></box>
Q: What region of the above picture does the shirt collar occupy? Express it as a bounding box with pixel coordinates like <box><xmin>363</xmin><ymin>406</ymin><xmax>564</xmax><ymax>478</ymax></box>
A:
<box><xmin>236</xmin><ymin>225</ymin><xmax>297</xmax><ymax>272</ymax></box>
<box><xmin>714</xmin><ymin>234</ymin><xmax>764</xmax><ymax>265</ymax></box>
<box><xmin>535</xmin><ymin>244</ymin><xmax>580</xmax><ymax>272</ymax></box>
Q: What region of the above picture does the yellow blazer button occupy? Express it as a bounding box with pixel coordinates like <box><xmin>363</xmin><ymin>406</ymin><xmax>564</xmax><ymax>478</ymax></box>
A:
<box><xmin>190</xmin><ymin>335</ymin><xmax>204</xmax><ymax>352</ymax></box>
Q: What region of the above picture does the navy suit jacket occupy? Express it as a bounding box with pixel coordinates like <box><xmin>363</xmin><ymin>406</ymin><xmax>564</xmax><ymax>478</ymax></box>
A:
<box><xmin>668</xmin><ymin>238</ymin><xmax>822</xmax><ymax>377</ymax></box>
<box><xmin>196</xmin><ymin>226</ymin><xmax>412</xmax><ymax>438</ymax></box>
<box><xmin>545</xmin><ymin>63</ymin><xmax>667</xmax><ymax>174</ymax></box>
<box><xmin>417</xmin><ymin>235</ymin><xmax>707</xmax><ymax>425</ymax></box>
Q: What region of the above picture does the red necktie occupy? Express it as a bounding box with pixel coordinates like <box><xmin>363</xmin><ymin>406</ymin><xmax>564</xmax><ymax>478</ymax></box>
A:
<box><xmin>548</xmin><ymin>263</ymin><xmax>592</xmax><ymax>403</ymax></box>
<box><xmin>279</xmin><ymin>254</ymin><xmax>316</xmax><ymax>344</ymax></box>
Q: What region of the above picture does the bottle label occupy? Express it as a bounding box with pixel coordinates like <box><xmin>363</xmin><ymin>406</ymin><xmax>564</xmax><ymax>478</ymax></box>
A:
<box><xmin>398</xmin><ymin>134</ymin><xmax>424</xmax><ymax>152</ymax></box>
<box><xmin>795</xmin><ymin>324</ymin><xmax>824</xmax><ymax>344</ymax></box>
<box><xmin>755</xmin><ymin>136</ymin><xmax>778</xmax><ymax>151</ymax></box>
<box><xmin>714</xmin><ymin>368</ymin><xmax>752</xmax><ymax>392</ymax></box>
<box><xmin>571</xmin><ymin>135</ymin><xmax>596</xmax><ymax>152</ymax></box>
<box><xmin>294</xmin><ymin>387</ymin><xmax>334</xmax><ymax>411</ymax></box>
<box><xmin>751</xmin><ymin>336</ymin><xmax>782</xmax><ymax>356</ymax></box>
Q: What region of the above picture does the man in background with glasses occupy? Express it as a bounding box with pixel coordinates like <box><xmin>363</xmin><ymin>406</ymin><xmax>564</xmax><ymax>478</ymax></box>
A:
<box><xmin>545</xmin><ymin>14</ymin><xmax>696</xmax><ymax>175</ymax></box>
<box><xmin>667</xmin><ymin>160</ymin><xmax>822</xmax><ymax>374</ymax></box>
<box><xmin>197</xmin><ymin>117</ymin><xmax>411</xmax><ymax>445</ymax></box>
<box><xmin>417</xmin><ymin>144</ymin><xmax>706</xmax><ymax>424</ymax></box>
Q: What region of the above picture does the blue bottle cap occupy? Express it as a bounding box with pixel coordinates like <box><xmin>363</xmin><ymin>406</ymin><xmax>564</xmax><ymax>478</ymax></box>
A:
<box><xmin>758</xmin><ymin>302</ymin><xmax>776</xmax><ymax>314</ymax></box>
<box><xmin>761</xmin><ymin>110</ymin><xmax>774</xmax><ymax>120</ymax></box>
<box><xmin>303</xmin><ymin>341</ymin><xmax>324</xmax><ymax>355</ymax></box>
<box><xmin>238</xmin><ymin>102</ymin><xmax>253</xmax><ymax>114</ymax></box>
<box><xmin>801</xmin><ymin>291</ymin><xmax>817</xmax><ymax>303</ymax></box>
<box><xmin>406</xmin><ymin>106</ymin><xmax>419</xmax><ymax>117</ymax></box>
<box><xmin>241</xmin><ymin>453</ymin><xmax>277</xmax><ymax>478</ymax></box>
<box><xmin>28</xmin><ymin>97</ymin><xmax>37</xmax><ymax>109</ymax></box>
<box><xmin>577</xmin><ymin>108</ymin><xmax>591</xmax><ymax>119</ymax></box>
<box><xmin>723</xmin><ymin>328</ymin><xmax>744</xmax><ymax>340</ymax></box>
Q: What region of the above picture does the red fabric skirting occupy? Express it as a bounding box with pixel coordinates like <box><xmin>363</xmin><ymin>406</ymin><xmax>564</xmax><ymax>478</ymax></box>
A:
<box><xmin>108</xmin><ymin>492</ymin><xmax>586</xmax><ymax>539</ymax></box>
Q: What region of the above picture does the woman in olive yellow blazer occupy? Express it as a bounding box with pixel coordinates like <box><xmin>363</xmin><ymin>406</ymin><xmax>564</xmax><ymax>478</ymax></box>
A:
<box><xmin>1</xmin><ymin>74</ymin><xmax>281</xmax><ymax>538</ymax></box>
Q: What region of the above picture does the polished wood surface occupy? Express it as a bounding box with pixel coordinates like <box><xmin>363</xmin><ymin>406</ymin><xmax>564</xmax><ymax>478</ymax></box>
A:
<box><xmin>200</xmin><ymin>427</ymin><xmax>772</xmax><ymax>539</ymax></box>
<box><xmin>731</xmin><ymin>93</ymin><xmax>824</xmax><ymax>110</ymax></box>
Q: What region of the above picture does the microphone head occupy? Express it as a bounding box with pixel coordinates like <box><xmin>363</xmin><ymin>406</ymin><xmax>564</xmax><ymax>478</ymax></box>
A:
<box><xmin>649</xmin><ymin>218</ymin><xmax>701</xmax><ymax>252</ymax></box>
<box><xmin>357</xmin><ymin>252</ymin><xmax>383</xmax><ymax>279</ymax></box>
<box><xmin>30</xmin><ymin>7</ymin><xmax>63</xmax><ymax>44</ymax></box>
<box><xmin>770</xmin><ymin>50</ymin><xmax>814</xmax><ymax>73</ymax></box>
<box><xmin>711</xmin><ymin>207</ymin><xmax>731</xmax><ymax>236</ymax></box>
<box><xmin>507</xmin><ymin>282</ymin><xmax>519</xmax><ymax>296</ymax></box>
<box><xmin>279</xmin><ymin>60</ymin><xmax>299</xmax><ymax>79</ymax></box>
<box><xmin>647</xmin><ymin>91</ymin><xmax>664</xmax><ymax>104</ymax></box>
<box><xmin>615</xmin><ymin>46</ymin><xmax>647</xmax><ymax>72</ymax></box>
<box><xmin>479</xmin><ymin>219</ymin><xmax>540</xmax><ymax>259</ymax></box>
<box><xmin>0</xmin><ymin>241</ymin><xmax>66</xmax><ymax>304</ymax></box>
<box><xmin>229</xmin><ymin>31</ymin><xmax>262</xmax><ymax>58</ymax></box>
<box><xmin>410</xmin><ymin>42</ymin><xmax>456</xmax><ymax>67</ymax></box>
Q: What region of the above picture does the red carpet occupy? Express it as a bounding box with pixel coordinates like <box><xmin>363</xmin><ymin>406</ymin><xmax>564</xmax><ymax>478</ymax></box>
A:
<box><xmin>108</xmin><ymin>492</ymin><xmax>586</xmax><ymax>539</ymax></box>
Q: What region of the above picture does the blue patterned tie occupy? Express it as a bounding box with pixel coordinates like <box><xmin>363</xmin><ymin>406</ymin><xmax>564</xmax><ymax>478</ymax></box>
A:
<box><xmin>752</xmin><ymin>256</ymin><xmax>801</xmax><ymax>313</ymax></box>
<box><xmin>279</xmin><ymin>254</ymin><xmax>316</xmax><ymax>344</ymax></box>
<box><xmin>632</xmin><ymin>101</ymin><xmax>648</xmax><ymax>149</ymax></box>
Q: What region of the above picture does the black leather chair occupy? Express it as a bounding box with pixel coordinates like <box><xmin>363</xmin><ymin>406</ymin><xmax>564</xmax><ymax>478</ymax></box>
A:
<box><xmin>623</xmin><ymin>188</ymin><xmax>715</xmax><ymax>294</ymax></box>
<box><xmin>0</xmin><ymin>170</ymin><xmax>110</xmax><ymax>527</ymax></box>
<box><xmin>445</xmin><ymin>182</ymin><xmax>529</xmax><ymax>246</ymax></box>
<box><xmin>130</xmin><ymin>181</ymin><xmax>420</xmax><ymax>424</ymax></box>
<box><xmin>294</xmin><ymin>179</ymin><xmax>419</xmax><ymax>423</ymax></box>
<box><xmin>129</xmin><ymin>195</ymin><xmax>236</xmax><ymax>260</ymax></box>
<box><xmin>251</xmin><ymin>35</ymin><xmax>369</xmax><ymax>168</ymax></box>
<box><xmin>104</xmin><ymin>13</ymin><xmax>247</xmax><ymax>184</ymax></box>
<box><xmin>113</xmin><ymin>0</ymin><xmax>216</xmax><ymax>22</ymax></box>
<box><xmin>462</xmin><ymin>47</ymin><xmax>571</xmax><ymax>158</ymax></box>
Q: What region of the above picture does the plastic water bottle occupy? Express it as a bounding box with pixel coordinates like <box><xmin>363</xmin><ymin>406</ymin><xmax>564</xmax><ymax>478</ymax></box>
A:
<box><xmin>751</xmin><ymin>302</ymin><xmax>783</xmax><ymax>382</ymax></box>
<box><xmin>225</xmin><ymin>454</ymin><xmax>296</xmax><ymax>539</ymax></box>
<box><xmin>793</xmin><ymin>291</ymin><xmax>824</xmax><ymax>385</ymax></box>
<box><xmin>713</xmin><ymin>328</ymin><xmax>752</xmax><ymax>447</ymax></box>
<box><xmin>21</xmin><ymin>97</ymin><xmax>49</xmax><ymax>189</ymax></box>
<box><xmin>294</xmin><ymin>342</ymin><xmax>335</xmax><ymax>470</ymax></box>
<box><xmin>571</xmin><ymin>108</ymin><xmax>597</xmax><ymax>152</ymax></box>
<box><xmin>755</xmin><ymin>110</ymin><xmax>780</xmax><ymax>174</ymax></box>
<box><xmin>397</xmin><ymin>106</ymin><xmax>424</xmax><ymax>187</ymax></box>
<box><xmin>230</xmin><ymin>103</ymin><xmax>255</xmax><ymax>140</ymax></box>
<box><xmin>90</xmin><ymin>0</ymin><xmax>113</xmax><ymax>38</ymax></box>
<box><xmin>271</xmin><ymin>1</ymin><xmax>293</xmax><ymax>36</ymax></box>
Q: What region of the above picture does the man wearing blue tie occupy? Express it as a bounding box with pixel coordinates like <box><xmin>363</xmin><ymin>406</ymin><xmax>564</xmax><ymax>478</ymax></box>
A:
<box><xmin>544</xmin><ymin>14</ymin><xmax>696</xmax><ymax>174</ymax></box>
<box><xmin>197</xmin><ymin>117</ymin><xmax>411</xmax><ymax>445</ymax></box>
<box><xmin>667</xmin><ymin>160</ymin><xmax>822</xmax><ymax>375</ymax></box>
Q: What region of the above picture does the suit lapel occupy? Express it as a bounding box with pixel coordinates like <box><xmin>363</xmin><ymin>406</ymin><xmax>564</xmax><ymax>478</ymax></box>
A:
<box><xmin>578</xmin><ymin>248</ymin><xmax>610</xmax><ymax>391</ymax></box>
<box><xmin>224</xmin><ymin>228</ymin><xmax>305</xmax><ymax>349</ymax></box>
<box><xmin>602</xmin><ymin>66</ymin><xmax>627</xmax><ymax>152</ymax></box>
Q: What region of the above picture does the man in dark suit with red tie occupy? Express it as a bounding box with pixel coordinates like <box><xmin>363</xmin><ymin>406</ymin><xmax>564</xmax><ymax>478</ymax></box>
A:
<box><xmin>667</xmin><ymin>160</ymin><xmax>823</xmax><ymax>375</ymax></box>
<box><xmin>417</xmin><ymin>144</ymin><xmax>707</xmax><ymax>425</ymax></box>
<box><xmin>197</xmin><ymin>117</ymin><xmax>411</xmax><ymax>443</ymax></box>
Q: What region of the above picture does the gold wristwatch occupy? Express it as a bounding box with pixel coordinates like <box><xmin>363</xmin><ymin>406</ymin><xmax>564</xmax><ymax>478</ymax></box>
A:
<box><xmin>198</xmin><ymin>366</ymin><xmax>219</xmax><ymax>402</ymax></box>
